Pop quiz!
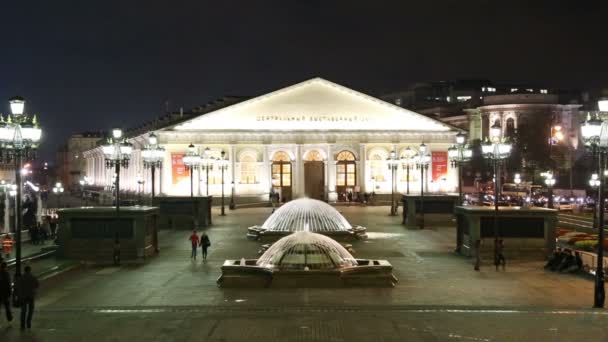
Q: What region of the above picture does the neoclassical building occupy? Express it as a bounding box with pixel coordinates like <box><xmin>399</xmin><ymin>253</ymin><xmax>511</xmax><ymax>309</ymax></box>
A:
<box><xmin>83</xmin><ymin>78</ymin><xmax>462</xmax><ymax>202</ymax></box>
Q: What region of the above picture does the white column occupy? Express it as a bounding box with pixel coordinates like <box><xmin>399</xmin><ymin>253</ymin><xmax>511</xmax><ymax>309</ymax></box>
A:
<box><xmin>263</xmin><ymin>145</ymin><xmax>270</xmax><ymax>194</ymax></box>
<box><xmin>230</xmin><ymin>144</ymin><xmax>236</xmax><ymax>197</ymax></box>
<box><xmin>327</xmin><ymin>144</ymin><xmax>337</xmax><ymax>202</ymax></box>
<box><xmin>295</xmin><ymin>144</ymin><xmax>303</xmax><ymax>197</ymax></box>
<box><xmin>359</xmin><ymin>143</ymin><xmax>366</xmax><ymax>193</ymax></box>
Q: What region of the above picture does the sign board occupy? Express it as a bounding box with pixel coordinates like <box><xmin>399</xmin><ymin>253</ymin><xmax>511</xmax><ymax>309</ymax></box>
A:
<box><xmin>431</xmin><ymin>151</ymin><xmax>448</xmax><ymax>181</ymax></box>
<box><xmin>171</xmin><ymin>153</ymin><xmax>189</xmax><ymax>185</ymax></box>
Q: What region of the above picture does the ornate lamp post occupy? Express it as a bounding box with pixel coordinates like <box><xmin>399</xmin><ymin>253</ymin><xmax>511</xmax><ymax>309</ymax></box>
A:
<box><xmin>415</xmin><ymin>143</ymin><xmax>431</xmax><ymax>229</ymax></box>
<box><xmin>217</xmin><ymin>150</ymin><xmax>229</xmax><ymax>216</ymax></box>
<box><xmin>102</xmin><ymin>128</ymin><xmax>133</xmax><ymax>223</ymax></box>
<box><xmin>141</xmin><ymin>132</ymin><xmax>164</xmax><ymax>201</ymax></box>
<box><xmin>590</xmin><ymin>173</ymin><xmax>600</xmax><ymax>231</ymax></box>
<box><xmin>52</xmin><ymin>182</ymin><xmax>64</xmax><ymax>207</ymax></box>
<box><xmin>581</xmin><ymin>104</ymin><xmax>608</xmax><ymax>308</ymax></box>
<box><xmin>387</xmin><ymin>150</ymin><xmax>399</xmax><ymax>216</ymax></box>
<box><xmin>182</xmin><ymin>143</ymin><xmax>200</xmax><ymax>198</ymax></box>
<box><xmin>136</xmin><ymin>174</ymin><xmax>145</xmax><ymax>205</ymax></box>
<box><xmin>229</xmin><ymin>181</ymin><xmax>236</xmax><ymax>210</ymax></box>
<box><xmin>481</xmin><ymin>122</ymin><xmax>512</xmax><ymax>264</ymax></box>
<box><xmin>400</xmin><ymin>147</ymin><xmax>415</xmax><ymax>195</ymax></box>
<box><xmin>448</xmin><ymin>132</ymin><xmax>473</xmax><ymax>204</ymax></box>
<box><xmin>200</xmin><ymin>147</ymin><xmax>214</xmax><ymax>196</ymax></box>
<box><xmin>544</xmin><ymin>172</ymin><xmax>556</xmax><ymax>209</ymax></box>
<box><xmin>0</xmin><ymin>96</ymin><xmax>42</xmax><ymax>276</ymax></box>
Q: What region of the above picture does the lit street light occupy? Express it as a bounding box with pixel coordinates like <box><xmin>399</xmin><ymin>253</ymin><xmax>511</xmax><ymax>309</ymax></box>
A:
<box><xmin>217</xmin><ymin>150</ymin><xmax>229</xmax><ymax>216</ymax></box>
<box><xmin>400</xmin><ymin>147</ymin><xmax>416</xmax><ymax>195</ymax></box>
<box><xmin>448</xmin><ymin>132</ymin><xmax>473</xmax><ymax>205</ymax></box>
<box><xmin>182</xmin><ymin>143</ymin><xmax>200</xmax><ymax>198</ymax></box>
<box><xmin>0</xmin><ymin>96</ymin><xmax>42</xmax><ymax>276</ymax></box>
<box><xmin>415</xmin><ymin>143</ymin><xmax>431</xmax><ymax>229</ymax></box>
<box><xmin>102</xmin><ymin>128</ymin><xmax>133</xmax><ymax>226</ymax></box>
<box><xmin>544</xmin><ymin>172</ymin><xmax>556</xmax><ymax>209</ymax></box>
<box><xmin>53</xmin><ymin>182</ymin><xmax>64</xmax><ymax>207</ymax></box>
<box><xmin>481</xmin><ymin>121</ymin><xmax>512</xmax><ymax>267</ymax></box>
<box><xmin>580</xmin><ymin>100</ymin><xmax>608</xmax><ymax>308</ymax></box>
<box><xmin>387</xmin><ymin>150</ymin><xmax>399</xmax><ymax>216</ymax></box>
<box><xmin>141</xmin><ymin>132</ymin><xmax>164</xmax><ymax>201</ymax></box>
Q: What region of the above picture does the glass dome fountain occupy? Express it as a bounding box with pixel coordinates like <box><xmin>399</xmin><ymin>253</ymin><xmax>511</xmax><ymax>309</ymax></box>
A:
<box><xmin>218</xmin><ymin>231</ymin><xmax>397</xmax><ymax>288</ymax></box>
<box><xmin>247</xmin><ymin>198</ymin><xmax>367</xmax><ymax>240</ymax></box>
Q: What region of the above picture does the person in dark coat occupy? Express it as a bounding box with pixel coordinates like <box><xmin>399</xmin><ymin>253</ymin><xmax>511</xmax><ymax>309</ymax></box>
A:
<box><xmin>0</xmin><ymin>262</ymin><xmax>12</xmax><ymax>323</ymax></box>
<box><xmin>16</xmin><ymin>265</ymin><xmax>38</xmax><ymax>330</ymax></box>
<box><xmin>199</xmin><ymin>232</ymin><xmax>211</xmax><ymax>261</ymax></box>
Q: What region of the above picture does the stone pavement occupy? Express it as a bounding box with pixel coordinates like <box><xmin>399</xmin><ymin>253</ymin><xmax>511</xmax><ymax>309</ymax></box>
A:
<box><xmin>0</xmin><ymin>206</ymin><xmax>606</xmax><ymax>341</ymax></box>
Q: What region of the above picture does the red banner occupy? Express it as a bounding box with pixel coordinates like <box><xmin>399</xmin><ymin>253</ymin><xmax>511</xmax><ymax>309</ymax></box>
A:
<box><xmin>171</xmin><ymin>153</ymin><xmax>189</xmax><ymax>184</ymax></box>
<box><xmin>432</xmin><ymin>151</ymin><xmax>448</xmax><ymax>181</ymax></box>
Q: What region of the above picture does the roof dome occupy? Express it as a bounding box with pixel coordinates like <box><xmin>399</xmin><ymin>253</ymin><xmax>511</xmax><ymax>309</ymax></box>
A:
<box><xmin>256</xmin><ymin>231</ymin><xmax>358</xmax><ymax>270</ymax></box>
<box><xmin>262</xmin><ymin>198</ymin><xmax>352</xmax><ymax>233</ymax></box>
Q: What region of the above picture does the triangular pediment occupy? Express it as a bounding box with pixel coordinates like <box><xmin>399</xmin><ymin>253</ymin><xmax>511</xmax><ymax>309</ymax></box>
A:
<box><xmin>170</xmin><ymin>78</ymin><xmax>455</xmax><ymax>132</ymax></box>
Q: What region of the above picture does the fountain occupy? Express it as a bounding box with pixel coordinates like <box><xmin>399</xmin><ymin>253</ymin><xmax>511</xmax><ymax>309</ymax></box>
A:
<box><xmin>247</xmin><ymin>198</ymin><xmax>367</xmax><ymax>241</ymax></box>
<box><xmin>218</xmin><ymin>231</ymin><xmax>397</xmax><ymax>288</ymax></box>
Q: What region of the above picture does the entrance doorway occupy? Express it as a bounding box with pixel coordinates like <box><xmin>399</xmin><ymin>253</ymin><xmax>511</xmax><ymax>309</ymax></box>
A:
<box><xmin>304</xmin><ymin>150</ymin><xmax>325</xmax><ymax>200</ymax></box>
<box><xmin>271</xmin><ymin>151</ymin><xmax>292</xmax><ymax>202</ymax></box>
<box><xmin>336</xmin><ymin>150</ymin><xmax>356</xmax><ymax>201</ymax></box>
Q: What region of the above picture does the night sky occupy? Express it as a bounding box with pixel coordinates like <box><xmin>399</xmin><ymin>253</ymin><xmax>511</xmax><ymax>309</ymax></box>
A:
<box><xmin>0</xmin><ymin>1</ymin><xmax>606</xmax><ymax>161</ymax></box>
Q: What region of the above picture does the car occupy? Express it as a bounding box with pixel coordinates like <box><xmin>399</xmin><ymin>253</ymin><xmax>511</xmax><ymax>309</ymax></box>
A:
<box><xmin>558</xmin><ymin>201</ymin><xmax>573</xmax><ymax>212</ymax></box>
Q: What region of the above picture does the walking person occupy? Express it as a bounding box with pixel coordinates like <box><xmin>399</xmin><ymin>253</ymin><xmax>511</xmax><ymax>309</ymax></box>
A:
<box><xmin>474</xmin><ymin>239</ymin><xmax>481</xmax><ymax>271</ymax></box>
<box><xmin>0</xmin><ymin>262</ymin><xmax>13</xmax><ymax>324</ymax></box>
<box><xmin>189</xmin><ymin>230</ymin><xmax>199</xmax><ymax>259</ymax></box>
<box><xmin>495</xmin><ymin>239</ymin><xmax>506</xmax><ymax>271</ymax></box>
<box><xmin>113</xmin><ymin>234</ymin><xmax>121</xmax><ymax>266</ymax></box>
<box><xmin>16</xmin><ymin>265</ymin><xmax>39</xmax><ymax>330</ymax></box>
<box><xmin>200</xmin><ymin>232</ymin><xmax>211</xmax><ymax>261</ymax></box>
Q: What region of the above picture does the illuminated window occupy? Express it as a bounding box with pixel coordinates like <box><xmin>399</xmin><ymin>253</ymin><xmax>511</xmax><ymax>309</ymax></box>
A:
<box><xmin>540</xmin><ymin>89</ymin><xmax>548</xmax><ymax>94</ymax></box>
<box><xmin>336</xmin><ymin>151</ymin><xmax>356</xmax><ymax>190</ymax></box>
<box><xmin>456</xmin><ymin>96</ymin><xmax>471</xmax><ymax>102</ymax></box>
<box><xmin>304</xmin><ymin>150</ymin><xmax>324</xmax><ymax>161</ymax></box>
<box><xmin>273</xmin><ymin>151</ymin><xmax>291</xmax><ymax>162</ymax></box>
<box><xmin>239</xmin><ymin>154</ymin><xmax>257</xmax><ymax>184</ymax></box>
<box><xmin>526</xmin><ymin>88</ymin><xmax>534</xmax><ymax>92</ymax></box>
<box><xmin>511</xmin><ymin>88</ymin><xmax>518</xmax><ymax>92</ymax></box>
<box><xmin>336</xmin><ymin>151</ymin><xmax>355</xmax><ymax>161</ymax></box>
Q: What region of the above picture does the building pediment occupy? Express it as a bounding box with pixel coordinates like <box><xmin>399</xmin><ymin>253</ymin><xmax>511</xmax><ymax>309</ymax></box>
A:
<box><xmin>169</xmin><ymin>78</ymin><xmax>456</xmax><ymax>132</ymax></box>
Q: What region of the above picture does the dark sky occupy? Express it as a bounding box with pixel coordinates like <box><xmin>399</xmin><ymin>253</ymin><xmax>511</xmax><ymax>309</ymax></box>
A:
<box><xmin>0</xmin><ymin>1</ymin><xmax>607</xmax><ymax>161</ymax></box>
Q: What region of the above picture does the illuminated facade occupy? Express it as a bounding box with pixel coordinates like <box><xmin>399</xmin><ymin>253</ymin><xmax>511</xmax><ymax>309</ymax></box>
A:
<box><xmin>83</xmin><ymin>78</ymin><xmax>461</xmax><ymax>202</ymax></box>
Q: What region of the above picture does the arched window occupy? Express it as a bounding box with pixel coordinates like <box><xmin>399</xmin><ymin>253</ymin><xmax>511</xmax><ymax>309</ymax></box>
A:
<box><xmin>336</xmin><ymin>151</ymin><xmax>356</xmax><ymax>200</ymax></box>
<box><xmin>506</xmin><ymin>117</ymin><xmax>515</xmax><ymax>138</ymax></box>
<box><xmin>272</xmin><ymin>151</ymin><xmax>292</xmax><ymax>202</ymax></box>
<box><xmin>304</xmin><ymin>150</ymin><xmax>324</xmax><ymax>161</ymax></box>
<box><xmin>240</xmin><ymin>153</ymin><xmax>257</xmax><ymax>184</ymax></box>
<box><xmin>369</xmin><ymin>153</ymin><xmax>385</xmax><ymax>182</ymax></box>
<box><xmin>273</xmin><ymin>151</ymin><xmax>291</xmax><ymax>162</ymax></box>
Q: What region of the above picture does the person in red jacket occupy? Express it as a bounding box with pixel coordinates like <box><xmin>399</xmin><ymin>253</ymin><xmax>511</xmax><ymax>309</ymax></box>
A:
<box><xmin>188</xmin><ymin>231</ymin><xmax>199</xmax><ymax>259</ymax></box>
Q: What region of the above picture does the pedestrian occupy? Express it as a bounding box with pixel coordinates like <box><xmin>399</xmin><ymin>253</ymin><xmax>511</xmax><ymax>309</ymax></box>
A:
<box><xmin>474</xmin><ymin>239</ymin><xmax>481</xmax><ymax>271</ymax></box>
<box><xmin>347</xmin><ymin>191</ymin><xmax>353</xmax><ymax>206</ymax></box>
<box><xmin>2</xmin><ymin>234</ymin><xmax>13</xmax><ymax>260</ymax></box>
<box><xmin>16</xmin><ymin>265</ymin><xmax>39</xmax><ymax>330</ymax></box>
<box><xmin>495</xmin><ymin>239</ymin><xmax>506</xmax><ymax>271</ymax></box>
<box><xmin>200</xmin><ymin>232</ymin><xmax>211</xmax><ymax>261</ymax></box>
<box><xmin>189</xmin><ymin>230</ymin><xmax>199</xmax><ymax>259</ymax></box>
<box><xmin>113</xmin><ymin>234</ymin><xmax>121</xmax><ymax>266</ymax></box>
<box><xmin>0</xmin><ymin>262</ymin><xmax>13</xmax><ymax>324</ymax></box>
<box><xmin>49</xmin><ymin>215</ymin><xmax>58</xmax><ymax>239</ymax></box>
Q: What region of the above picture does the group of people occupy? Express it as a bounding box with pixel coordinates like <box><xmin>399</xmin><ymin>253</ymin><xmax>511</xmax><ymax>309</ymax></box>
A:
<box><xmin>188</xmin><ymin>230</ymin><xmax>211</xmax><ymax>260</ymax></box>
<box><xmin>0</xmin><ymin>263</ymin><xmax>40</xmax><ymax>331</ymax></box>
<box><xmin>544</xmin><ymin>248</ymin><xmax>583</xmax><ymax>273</ymax></box>
<box><xmin>28</xmin><ymin>216</ymin><xmax>58</xmax><ymax>245</ymax></box>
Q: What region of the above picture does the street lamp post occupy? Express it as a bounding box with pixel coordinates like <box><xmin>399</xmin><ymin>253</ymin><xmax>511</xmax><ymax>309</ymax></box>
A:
<box><xmin>141</xmin><ymin>132</ymin><xmax>165</xmax><ymax>201</ymax></box>
<box><xmin>544</xmin><ymin>172</ymin><xmax>556</xmax><ymax>209</ymax></box>
<box><xmin>481</xmin><ymin>122</ymin><xmax>512</xmax><ymax>266</ymax></box>
<box><xmin>102</xmin><ymin>128</ymin><xmax>133</xmax><ymax>228</ymax></box>
<box><xmin>52</xmin><ymin>182</ymin><xmax>64</xmax><ymax>208</ymax></box>
<box><xmin>200</xmin><ymin>147</ymin><xmax>214</xmax><ymax>196</ymax></box>
<box><xmin>182</xmin><ymin>143</ymin><xmax>200</xmax><ymax>198</ymax></box>
<box><xmin>229</xmin><ymin>181</ymin><xmax>236</xmax><ymax>210</ymax></box>
<box><xmin>581</xmin><ymin>103</ymin><xmax>608</xmax><ymax>308</ymax></box>
<box><xmin>448</xmin><ymin>132</ymin><xmax>473</xmax><ymax>205</ymax></box>
<box><xmin>387</xmin><ymin>150</ymin><xmax>399</xmax><ymax>216</ymax></box>
<box><xmin>590</xmin><ymin>173</ymin><xmax>600</xmax><ymax>231</ymax></box>
<box><xmin>217</xmin><ymin>150</ymin><xmax>229</xmax><ymax>216</ymax></box>
<box><xmin>136</xmin><ymin>174</ymin><xmax>145</xmax><ymax>205</ymax></box>
<box><xmin>0</xmin><ymin>97</ymin><xmax>42</xmax><ymax>276</ymax></box>
<box><xmin>400</xmin><ymin>147</ymin><xmax>415</xmax><ymax>195</ymax></box>
<box><xmin>415</xmin><ymin>143</ymin><xmax>431</xmax><ymax>229</ymax></box>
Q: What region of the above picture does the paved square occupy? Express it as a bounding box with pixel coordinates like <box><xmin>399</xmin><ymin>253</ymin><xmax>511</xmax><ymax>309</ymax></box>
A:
<box><xmin>1</xmin><ymin>206</ymin><xmax>606</xmax><ymax>341</ymax></box>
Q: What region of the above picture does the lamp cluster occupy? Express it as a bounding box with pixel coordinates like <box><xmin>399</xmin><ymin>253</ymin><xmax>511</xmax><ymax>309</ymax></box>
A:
<box><xmin>102</xmin><ymin>128</ymin><xmax>133</xmax><ymax>168</ymax></box>
<box><xmin>448</xmin><ymin>132</ymin><xmax>472</xmax><ymax>167</ymax></box>
<box><xmin>141</xmin><ymin>132</ymin><xmax>165</xmax><ymax>169</ymax></box>
<box><xmin>0</xmin><ymin>97</ymin><xmax>42</xmax><ymax>162</ymax></box>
